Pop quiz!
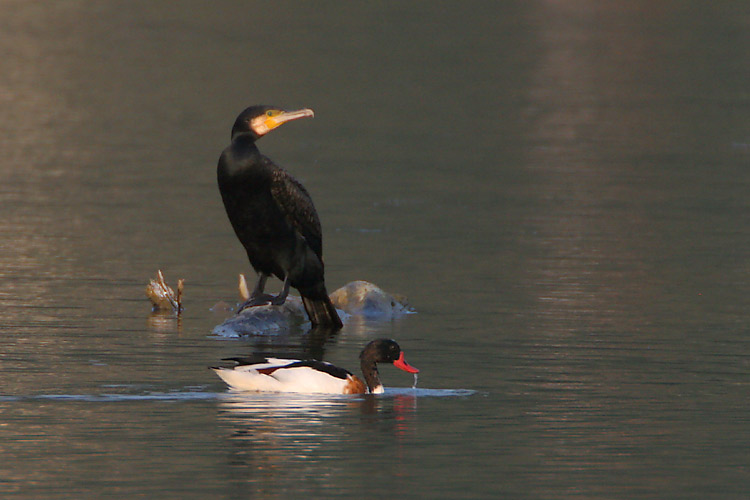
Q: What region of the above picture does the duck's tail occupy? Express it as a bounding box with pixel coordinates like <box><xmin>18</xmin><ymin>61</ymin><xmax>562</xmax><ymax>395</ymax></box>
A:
<box><xmin>302</xmin><ymin>293</ymin><xmax>343</xmax><ymax>329</ymax></box>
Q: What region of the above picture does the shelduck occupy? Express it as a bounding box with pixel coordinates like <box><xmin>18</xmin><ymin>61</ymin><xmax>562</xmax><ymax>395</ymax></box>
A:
<box><xmin>212</xmin><ymin>339</ymin><xmax>419</xmax><ymax>394</ymax></box>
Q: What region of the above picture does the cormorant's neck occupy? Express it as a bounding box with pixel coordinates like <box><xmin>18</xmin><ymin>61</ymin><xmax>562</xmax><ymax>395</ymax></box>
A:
<box><xmin>231</xmin><ymin>130</ymin><xmax>262</xmax><ymax>145</ymax></box>
<box><xmin>218</xmin><ymin>133</ymin><xmax>263</xmax><ymax>179</ymax></box>
<box><xmin>229</xmin><ymin>133</ymin><xmax>262</xmax><ymax>162</ymax></box>
<box><xmin>360</xmin><ymin>359</ymin><xmax>383</xmax><ymax>394</ymax></box>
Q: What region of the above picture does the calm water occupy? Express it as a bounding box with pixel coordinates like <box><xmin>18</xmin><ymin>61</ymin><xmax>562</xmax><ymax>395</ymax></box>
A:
<box><xmin>1</xmin><ymin>1</ymin><xmax>749</xmax><ymax>498</ymax></box>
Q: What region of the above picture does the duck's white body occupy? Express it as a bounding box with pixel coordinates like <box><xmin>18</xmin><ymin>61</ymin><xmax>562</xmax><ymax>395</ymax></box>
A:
<box><xmin>212</xmin><ymin>358</ymin><xmax>368</xmax><ymax>394</ymax></box>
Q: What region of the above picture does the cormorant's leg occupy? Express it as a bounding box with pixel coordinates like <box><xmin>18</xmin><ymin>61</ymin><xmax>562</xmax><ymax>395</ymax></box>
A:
<box><xmin>268</xmin><ymin>276</ymin><xmax>290</xmax><ymax>306</ymax></box>
<box><xmin>251</xmin><ymin>274</ymin><xmax>268</xmax><ymax>298</ymax></box>
<box><xmin>237</xmin><ymin>273</ymin><xmax>291</xmax><ymax>311</ymax></box>
<box><xmin>238</xmin><ymin>273</ymin><xmax>275</xmax><ymax>311</ymax></box>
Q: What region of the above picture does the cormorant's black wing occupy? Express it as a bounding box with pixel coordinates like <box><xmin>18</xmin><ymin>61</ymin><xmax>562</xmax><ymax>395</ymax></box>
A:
<box><xmin>269</xmin><ymin>163</ymin><xmax>324</xmax><ymax>259</ymax></box>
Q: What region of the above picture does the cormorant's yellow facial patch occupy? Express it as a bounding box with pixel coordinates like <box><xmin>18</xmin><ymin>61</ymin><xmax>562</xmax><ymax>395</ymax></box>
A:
<box><xmin>250</xmin><ymin>108</ymin><xmax>314</xmax><ymax>137</ymax></box>
<box><xmin>263</xmin><ymin>110</ymin><xmax>286</xmax><ymax>131</ymax></box>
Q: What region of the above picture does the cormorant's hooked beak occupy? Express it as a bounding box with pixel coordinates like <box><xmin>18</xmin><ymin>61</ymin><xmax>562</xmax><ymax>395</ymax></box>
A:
<box><xmin>274</xmin><ymin>108</ymin><xmax>315</xmax><ymax>125</ymax></box>
<box><xmin>251</xmin><ymin>108</ymin><xmax>314</xmax><ymax>137</ymax></box>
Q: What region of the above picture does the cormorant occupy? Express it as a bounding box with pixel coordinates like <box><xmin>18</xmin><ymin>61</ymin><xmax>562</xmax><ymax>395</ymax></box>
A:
<box><xmin>217</xmin><ymin>105</ymin><xmax>342</xmax><ymax>329</ymax></box>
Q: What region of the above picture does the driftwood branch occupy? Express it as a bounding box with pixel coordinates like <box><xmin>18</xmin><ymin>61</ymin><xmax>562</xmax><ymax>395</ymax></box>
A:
<box><xmin>146</xmin><ymin>270</ymin><xmax>183</xmax><ymax>313</ymax></box>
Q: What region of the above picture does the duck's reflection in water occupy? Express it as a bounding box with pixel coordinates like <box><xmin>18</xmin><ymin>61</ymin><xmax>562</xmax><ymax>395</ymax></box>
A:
<box><xmin>216</xmin><ymin>390</ymin><xmax>418</xmax><ymax>479</ymax></box>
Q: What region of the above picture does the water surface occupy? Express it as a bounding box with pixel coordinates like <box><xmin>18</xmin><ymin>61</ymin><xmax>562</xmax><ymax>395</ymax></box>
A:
<box><xmin>1</xmin><ymin>2</ymin><xmax>749</xmax><ymax>498</ymax></box>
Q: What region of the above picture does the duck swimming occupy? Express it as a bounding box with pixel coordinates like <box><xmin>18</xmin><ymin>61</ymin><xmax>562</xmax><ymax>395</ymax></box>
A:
<box><xmin>212</xmin><ymin>339</ymin><xmax>419</xmax><ymax>394</ymax></box>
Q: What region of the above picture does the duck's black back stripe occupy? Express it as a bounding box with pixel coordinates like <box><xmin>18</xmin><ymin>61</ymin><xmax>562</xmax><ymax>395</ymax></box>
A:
<box><xmin>222</xmin><ymin>357</ymin><xmax>351</xmax><ymax>380</ymax></box>
<box><xmin>222</xmin><ymin>355</ymin><xmax>270</xmax><ymax>366</ymax></box>
<box><xmin>284</xmin><ymin>360</ymin><xmax>352</xmax><ymax>380</ymax></box>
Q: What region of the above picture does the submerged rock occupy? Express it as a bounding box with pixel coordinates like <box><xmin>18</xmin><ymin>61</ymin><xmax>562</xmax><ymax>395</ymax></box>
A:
<box><xmin>212</xmin><ymin>296</ymin><xmax>309</xmax><ymax>337</ymax></box>
<box><xmin>213</xmin><ymin>280</ymin><xmax>414</xmax><ymax>337</ymax></box>
<box><xmin>329</xmin><ymin>280</ymin><xmax>413</xmax><ymax>319</ymax></box>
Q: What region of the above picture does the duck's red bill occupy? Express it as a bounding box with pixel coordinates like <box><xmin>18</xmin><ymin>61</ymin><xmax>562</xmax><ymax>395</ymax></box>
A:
<box><xmin>393</xmin><ymin>352</ymin><xmax>419</xmax><ymax>373</ymax></box>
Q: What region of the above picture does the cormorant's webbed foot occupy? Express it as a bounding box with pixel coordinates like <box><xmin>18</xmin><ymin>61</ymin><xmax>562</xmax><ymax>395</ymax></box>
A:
<box><xmin>268</xmin><ymin>277</ymin><xmax>290</xmax><ymax>306</ymax></box>
<box><xmin>236</xmin><ymin>276</ymin><xmax>290</xmax><ymax>312</ymax></box>
<box><xmin>237</xmin><ymin>294</ymin><xmax>275</xmax><ymax>312</ymax></box>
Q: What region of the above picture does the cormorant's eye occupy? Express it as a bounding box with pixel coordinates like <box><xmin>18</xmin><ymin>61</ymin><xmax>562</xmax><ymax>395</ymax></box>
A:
<box><xmin>266</xmin><ymin>111</ymin><xmax>274</xmax><ymax>117</ymax></box>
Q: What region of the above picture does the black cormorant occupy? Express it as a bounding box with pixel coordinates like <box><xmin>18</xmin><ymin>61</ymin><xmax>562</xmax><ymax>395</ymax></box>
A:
<box><xmin>217</xmin><ymin>105</ymin><xmax>342</xmax><ymax>329</ymax></box>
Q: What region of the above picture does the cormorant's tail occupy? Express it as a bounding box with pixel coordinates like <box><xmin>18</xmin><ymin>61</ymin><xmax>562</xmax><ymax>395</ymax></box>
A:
<box><xmin>302</xmin><ymin>294</ymin><xmax>343</xmax><ymax>329</ymax></box>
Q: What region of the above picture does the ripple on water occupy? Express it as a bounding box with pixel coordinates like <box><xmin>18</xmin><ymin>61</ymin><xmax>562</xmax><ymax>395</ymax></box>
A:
<box><xmin>0</xmin><ymin>387</ymin><xmax>478</xmax><ymax>403</ymax></box>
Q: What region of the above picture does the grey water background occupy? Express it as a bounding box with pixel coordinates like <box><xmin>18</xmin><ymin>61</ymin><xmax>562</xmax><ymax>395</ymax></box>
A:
<box><xmin>1</xmin><ymin>1</ymin><xmax>749</xmax><ymax>498</ymax></box>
